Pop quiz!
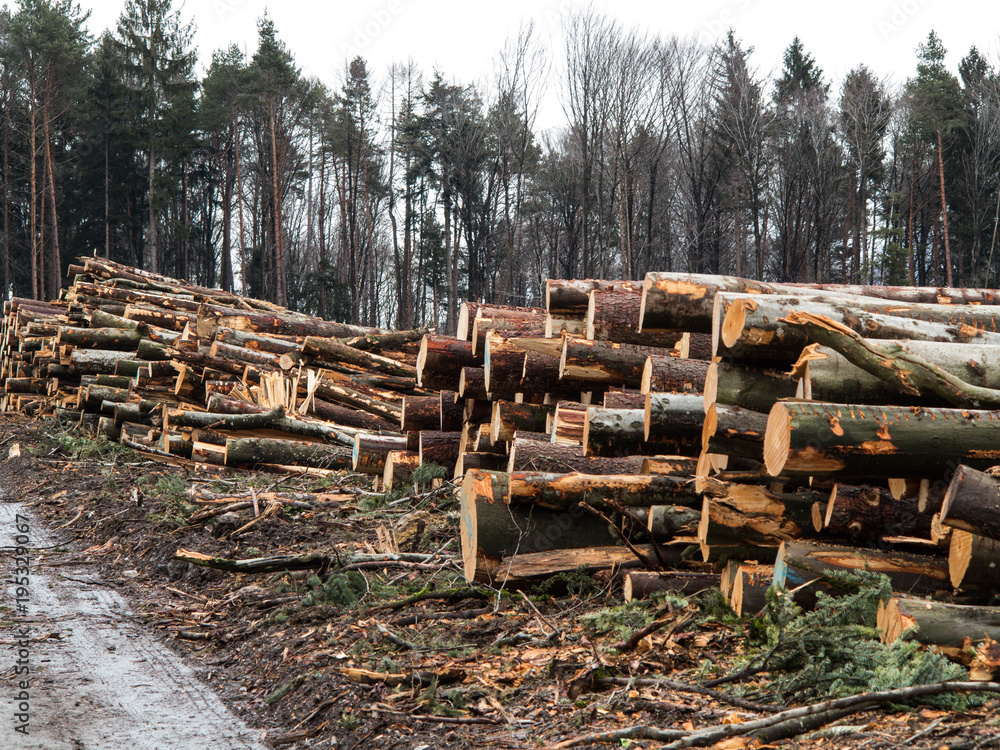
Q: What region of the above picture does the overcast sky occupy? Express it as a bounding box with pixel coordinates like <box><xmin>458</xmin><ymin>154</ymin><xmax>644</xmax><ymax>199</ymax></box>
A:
<box><xmin>79</xmin><ymin>0</ymin><xmax>1000</xmax><ymax>132</ymax></box>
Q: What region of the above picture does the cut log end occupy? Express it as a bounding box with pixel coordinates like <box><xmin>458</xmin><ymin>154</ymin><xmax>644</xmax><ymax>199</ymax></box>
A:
<box><xmin>701</xmin><ymin>402</ymin><xmax>718</xmax><ymax>451</ymax></box>
<box><xmin>702</xmin><ymin>361</ymin><xmax>718</xmax><ymax>413</ymax></box>
<box><xmin>763</xmin><ymin>402</ymin><xmax>791</xmax><ymax>477</ymax></box>
<box><xmin>949</xmin><ymin>527</ymin><xmax>973</xmax><ymax>588</ymax></box>
<box><xmin>721</xmin><ymin>298</ymin><xmax>748</xmax><ymax>349</ymax></box>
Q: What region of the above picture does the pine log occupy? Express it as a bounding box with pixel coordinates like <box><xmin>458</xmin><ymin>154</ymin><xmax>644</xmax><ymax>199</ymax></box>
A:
<box><xmin>947</xmin><ymin>529</ymin><xmax>1000</xmax><ymax>590</ymax></box>
<box><xmin>224</xmin><ymin>437</ymin><xmax>352</xmax><ymax>470</ymax></box>
<box><xmin>302</xmin><ymin>336</ymin><xmax>416</xmax><ymax>378</ymax></box>
<box><xmin>484</xmin><ymin>332</ymin><xmax>527</xmax><ymax>396</ymax></box>
<box><xmin>418</xmin><ymin>431</ymin><xmax>462</xmax><ymax>469</ymax></box>
<box><xmin>56</xmin><ymin>326</ymin><xmax>142</xmax><ymax>350</ymax></box>
<box><xmin>416</xmin><ymin>335</ymin><xmax>477</xmax><ymax>387</ymax></box>
<box><xmin>506</xmin><ymin>471</ymin><xmax>714</xmax><ymax>511</ymax></box>
<box><xmin>383</xmin><ymin>450</ymin><xmax>420</xmax><ymax>490</ymax></box>
<box><xmin>641</xmin><ymin>355</ymin><xmax>709</xmax><ymax>396</ymax></box>
<box><xmin>940</xmin><ymin>464</ymin><xmax>1000</xmax><ymax>539</ymax></box>
<box><xmin>623</xmin><ymin>572</ymin><xmax>719</xmax><ymax>602</ymax></box>
<box><xmin>440</xmin><ymin>390</ymin><xmax>464</xmax><ymax>431</ymax></box>
<box><xmin>587</xmin><ymin>289</ymin><xmax>683</xmax><ymax>348</ymax></box>
<box><xmin>307</xmin><ymin>397</ymin><xmax>398</xmax><ymax>432</ymax></box>
<box><xmin>198</xmin><ymin>305</ymin><xmax>385</xmax><ymax>341</ymax></box>
<box><xmin>520</xmin><ymin>350</ymin><xmax>576</xmax><ymax>399</ymax></box>
<box><xmin>765</xmin><ymin>401</ymin><xmax>1000</xmax><ymax>480</ymax></box>
<box><xmin>458</xmin><ymin>367</ymin><xmax>488</xmax><ymax>399</ymax></box>
<box><xmin>729</xmin><ymin>564</ymin><xmax>773</xmax><ymax>616</ymax></box>
<box><xmin>471</xmin><ymin>316</ymin><xmax>545</xmax><ymax>358</ymax></box>
<box><xmin>401</xmin><ymin>395</ymin><xmax>441</xmax><ymax>432</ymax></box>
<box><xmin>639</xmin><ymin>272</ymin><xmax>773</xmax><ymax>334</ymax></box>
<box><xmin>491</xmin><ymin>400</ymin><xmax>554</xmax><ymax>443</ymax></box>
<box><xmin>507</xmin><ymin>437</ymin><xmax>645</xmax><ymax>474</ymax></box>
<box><xmin>460</xmin><ymin>469</ymin><xmax>619</xmax><ymax>580</ymax></box>
<box><xmin>456</xmin><ymin>303</ymin><xmax>544</xmax><ymax>341</ymax></box>
<box><xmin>353</xmin><ymin>433</ymin><xmax>409</xmax><ymax>474</ymax></box>
<box><xmin>560</xmin><ymin>337</ymin><xmax>675</xmax><ymax>388</ymax></box>
<box><xmin>546</xmin><ymin>279</ymin><xmax>642</xmax><ymax>314</ymax></box>
<box><xmin>703</xmin><ymin>361</ymin><xmax>799</xmax><ymax>413</ymax></box>
<box><xmin>880</xmin><ymin>596</ymin><xmax>1000</xmax><ymax>647</ymax></box>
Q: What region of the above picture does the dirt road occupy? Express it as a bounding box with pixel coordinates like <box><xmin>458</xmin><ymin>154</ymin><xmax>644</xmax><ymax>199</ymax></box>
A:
<box><xmin>1</xmin><ymin>500</ymin><xmax>268</xmax><ymax>750</ymax></box>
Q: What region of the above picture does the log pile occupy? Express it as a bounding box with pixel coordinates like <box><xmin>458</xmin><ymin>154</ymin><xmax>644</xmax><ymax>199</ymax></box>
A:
<box><xmin>0</xmin><ymin>257</ymin><xmax>430</xmax><ymax>477</ymax></box>
<box><xmin>415</xmin><ymin>271</ymin><xmax>1000</xmax><ymax>653</ymax></box>
<box><xmin>9</xmin><ymin>260</ymin><xmax>1000</xmax><ymax>650</ymax></box>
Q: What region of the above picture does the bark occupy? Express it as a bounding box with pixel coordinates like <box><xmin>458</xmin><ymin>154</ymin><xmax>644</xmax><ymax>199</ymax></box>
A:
<box><xmin>602</xmin><ymin>390</ymin><xmax>646</xmax><ymax>409</ymax></box>
<box><xmin>560</xmin><ymin>337</ymin><xmax>676</xmax><ymax>388</ymax></box>
<box><xmin>484</xmin><ymin>332</ymin><xmax>527</xmax><ymax>395</ymax></box>
<box><xmin>491</xmin><ymin>400</ymin><xmax>554</xmax><ymax>443</ymax></box>
<box><xmin>641</xmin><ymin>355</ymin><xmax>709</xmax><ymax>395</ymax></box>
<box><xmin>458</xmin><ymin>367</ymin><xmax>488</xmax><ymax>399</ymax></box>
<box><xmin>642</xmin><ymin>393</ymin><xmax>706</xmax><ymax>445</ymax></box>
<box><xmin>439</xmin><ymin>390</ymin><xmax>464</xmax><ymax>431</ymax></box>
<box><xmin>507</xmin><ymin>437</ymin><xmax>645</xmax><ymax>474</ymax></box>
<box><xmin>624</xmin><ymin>572</ymin><xmax>719</xmax><ymax>602</ymax></box>
<box><xmin>880</xmin><ymin>596</ymin><xmax>1000</xmax><ymax>647</ymax></box>
<box><xmin>224</xmin><ymin>437</ymin><xmax>352</xmax><ymax>470</ymax></box>
<box><xmin>416</xmin><ymin>334</ymin><xmax>477</xmax><ymax>387</ymax></box>
<box><xmin>940</xmin><ymin>464</ymin><xmax>1000</xmax><ymax>539</ymax></box>
<box><xmin>773</xmin><ymin>540</ymin><xmax>950</xmax><ymax>599</ymax></box>
<box><xmin>785</xmin><ymin>312</ymin><xmax>1000</xmax><ymax>408</ymax></box>
<box><xmin>803</xmin><ymin>341</ymin><xmax>1000</xmax><ymax>406</ymax></box>
<box><xmin>353</xmin><ymin>433</ymin><xmax>408</xmax><ymax>474</ymax></box>
<box><xmin>400</xmin><ymin>395</ymin><xmax>441</xmax><ymax>432</ymax></box>
<box><xmin>546</xmin><ymin>279</ymin><xmax>642</xmax><ymax>314</ymax></box>
<box><xmin>302</xmin><ymin>336</ymin><xmax>416</xmax><ymax>378</ymax></box>
<box><xmin>456</xmin><ymin>303</ymin><xmax>544</xmax><ymax>340</ymax></box>
<box><xmin>506</xmin><ymin>471</ymin><xmax>713</xmax><ymax>511</ymax></box>
<box><xmin>587</xmin><ymin>289</ymin><xmax>683</xmax><ymax>348</ymax></box>
<box><xmin>702</xmin><ymin>403</ymin><xmax>769</xmax><ymax>462</ymax></box>
<box><xmin>418</xmin><ymin>430</ymin><xmax>462</xmax><ymax>469</ymax></box>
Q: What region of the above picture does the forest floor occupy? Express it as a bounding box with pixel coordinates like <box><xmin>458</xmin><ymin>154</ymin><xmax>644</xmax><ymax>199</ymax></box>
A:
<box><xmin>2</xmin><ymin>411</ymin><xmax>1000</xmax><ymax>750</ymax></box>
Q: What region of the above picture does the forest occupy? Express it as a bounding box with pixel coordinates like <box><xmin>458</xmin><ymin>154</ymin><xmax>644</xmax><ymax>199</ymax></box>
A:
<box><xmin>1</xmin><ymin>0</ymin><xmax>998</xmax><ymax>334</ymax></box>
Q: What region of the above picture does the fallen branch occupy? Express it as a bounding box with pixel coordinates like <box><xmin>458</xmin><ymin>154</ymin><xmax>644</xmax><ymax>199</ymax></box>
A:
<box><xmin>595</xmin><ymin>677</ymin><xmax>779</xmax><ymax>713</ymax></box>
<box><xmin>173</xmin><ymin>549</ymin><xmax>330</xmax><ymax>575</ymax></box>
<box><xmin>548</xmin><ymin>680</ymin><xmax>1000</xmax><ymax>749</ymax></box>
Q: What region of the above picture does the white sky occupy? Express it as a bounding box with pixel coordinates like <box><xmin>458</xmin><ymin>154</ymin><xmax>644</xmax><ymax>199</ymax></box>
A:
<box><xmin>78</xmin><ymin>0</ymin><xmax>1000</xmax><ymax>132</ymax></box>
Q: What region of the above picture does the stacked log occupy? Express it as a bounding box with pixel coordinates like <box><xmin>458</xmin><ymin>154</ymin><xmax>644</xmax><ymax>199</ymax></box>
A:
<box><xmin>0</xmin><ymin>257</ymin><xmax>430</xmax><ymax>478</ymax></box>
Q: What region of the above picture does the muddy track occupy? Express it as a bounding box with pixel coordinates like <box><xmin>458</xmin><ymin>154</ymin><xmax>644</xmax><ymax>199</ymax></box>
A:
<box><xmin>1</xmin><ymin>501</ymin><xmax>268</xmax><ymax>750</ymax></box>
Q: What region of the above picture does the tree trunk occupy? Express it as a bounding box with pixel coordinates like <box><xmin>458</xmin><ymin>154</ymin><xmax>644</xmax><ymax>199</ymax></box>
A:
<box><xmin>224</xmin><ymin>437</ymin><xmax>352</xmax><ymax>470</ymax></box>
<box><xmin>507</xmin><ymin>437</ymin><xmax>645</xmax><ymax>474</ymax></box>
<box><xmin>352</xmin><ymin>433</ymin><xmax>408</xmax><ymax>474</ymax></box>
<box><xmin>587</xmin><ymin>289</ymin><xmax>683</xmax><ymax>348</ymax></box>
<box><xmin>546</xmin><ymin>279</ymin><xmax>641</xmax><ymax>314</ymax></box>
<box><xmin>940</xmin><ymin>464</ymin><xmax>1000</xmax><ymax>539</ymax></box>
<box><xmin>491</xmin><ymin>400</ymin><xmax>554</xmax><ymax>443</ymax></box>
<box><xmin>765</xmin><ymin>401</ymin><xmax>1000</xmax><ymax>480</ymax></box>
<box><xmin>641</xmin><ymin>356</ymin><xmax>709</xmax><ymax>395</ymax></box>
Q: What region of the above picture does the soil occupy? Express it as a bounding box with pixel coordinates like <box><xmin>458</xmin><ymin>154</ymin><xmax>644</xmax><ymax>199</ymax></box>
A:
<box><xmin>1</xmin><ymin>411</ymin><xmax>999</xmax><ymax>750</ymax></box>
